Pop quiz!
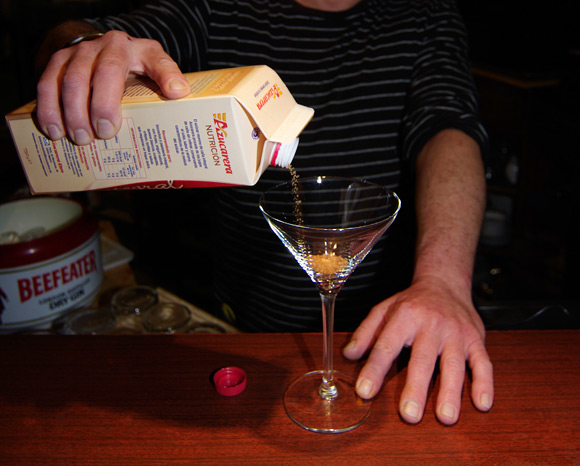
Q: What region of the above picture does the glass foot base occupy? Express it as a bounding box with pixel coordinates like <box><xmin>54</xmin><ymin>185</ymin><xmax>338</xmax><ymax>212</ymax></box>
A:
<box><xmin>283</xmin><ymin>370</ymin><xmax>372</xmax><ymax>433</ymax></box>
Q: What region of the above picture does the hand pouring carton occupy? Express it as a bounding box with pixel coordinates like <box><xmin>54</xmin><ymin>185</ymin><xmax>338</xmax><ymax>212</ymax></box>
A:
<box><xmin>6</xmin><ymin>65</ymin><xmax>314</xmax><ymax>193</ymax></box>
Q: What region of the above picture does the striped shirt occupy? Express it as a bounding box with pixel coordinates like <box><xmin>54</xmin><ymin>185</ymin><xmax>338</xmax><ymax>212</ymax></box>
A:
<box><xmin>89</xmin><ymin>0</ymin><xmax>488</xmax><ymax>331</ymax></box>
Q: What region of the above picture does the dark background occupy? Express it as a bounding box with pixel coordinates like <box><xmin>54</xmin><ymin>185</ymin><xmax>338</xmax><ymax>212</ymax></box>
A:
<box><xmin>1</xmin><ymin>0</ymin><xmax>579</xmax><ymax>328</ymax></box>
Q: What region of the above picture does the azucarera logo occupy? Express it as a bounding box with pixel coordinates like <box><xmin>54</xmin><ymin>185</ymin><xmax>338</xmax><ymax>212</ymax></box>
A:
<box><xmin>212</xmin><ymin>113</ymin><xmax>232</xmax><ymax>174</ymax></box>
<box><xmin>256</xmin><ymin>84</ymin><xmax>283</xmax><ymax>110</ymax></box>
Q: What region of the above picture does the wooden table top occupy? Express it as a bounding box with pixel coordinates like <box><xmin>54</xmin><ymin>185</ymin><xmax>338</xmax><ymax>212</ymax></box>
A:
<box><xmin>1</xmin><ymin>330</ymin><xmax>579</xmax><ymax>465</ymax></box>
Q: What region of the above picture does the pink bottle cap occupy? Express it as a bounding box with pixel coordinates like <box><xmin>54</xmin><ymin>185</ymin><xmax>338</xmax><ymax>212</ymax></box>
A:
<box><xmin>213</xmin><ymin>367</ymin><xmax>247</xmax><ymax>396</ymax></box>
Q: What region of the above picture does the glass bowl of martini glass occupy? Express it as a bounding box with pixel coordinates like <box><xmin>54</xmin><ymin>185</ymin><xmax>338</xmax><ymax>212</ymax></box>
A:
<box><xmin>260</xmin><ymin>176</ymin><xmax>400</xmax><ymax>433</ymax></box>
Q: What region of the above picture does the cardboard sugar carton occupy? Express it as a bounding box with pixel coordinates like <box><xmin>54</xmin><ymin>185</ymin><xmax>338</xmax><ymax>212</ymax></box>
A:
<box><xmin>6</xmin><ymin>65</ymin><xmax>314</xmax><ymax>193</ymax></box>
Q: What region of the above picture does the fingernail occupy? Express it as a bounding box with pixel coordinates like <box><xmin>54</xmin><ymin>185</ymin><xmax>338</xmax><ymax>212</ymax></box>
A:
<box><xmin>73</xmin><ymin>129</ymin><xmax>91</xmax><ymax>146</ymax></box>
<box><xmin>343</xmin><ymin>340</ymin><xmax>357</xmax><ymax>353</ymax></box>
<box><xmin>439</xmin><ymin>402</ymin><xmax>456</xmax><ymax>421</ymax></box>
<box><xmin>168</xmin><ymin>79</ymin><xmax>188</xmax><ymax>92</ymax></box>
<box><xmin>96</xmin><ymin>119</ymin><xmax>115</xmax><ymax>139</ymax></box>
<box><xmin>402</xmin><ymin>400</ymin><xmax>420</xmax><ymax>420</ymax></box>
<box><xmin>47</xmin><ymin>124</ymin><xmax>62</xmax><ymax>140</ymax></box>
<box><xmin>356</xmin><ymin>378</ymin><xmax>373</xmax><ymax>398</ymax></box>
<box><xmin>480</xmin><ymin>393</ymin><xmax>492</xmax><ymax>410</ymax></box>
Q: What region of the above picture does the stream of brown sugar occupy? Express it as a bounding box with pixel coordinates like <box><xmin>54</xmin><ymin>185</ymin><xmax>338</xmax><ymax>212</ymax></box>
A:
<box><xmin>288</xmin><ymin>164</ymin><xmax>303</xmax><ymax>226</ymax></box>
<box><xmin>287</xmin><ymin>166</ymin><xmax>346</xmax><ymax>275</ymax></box>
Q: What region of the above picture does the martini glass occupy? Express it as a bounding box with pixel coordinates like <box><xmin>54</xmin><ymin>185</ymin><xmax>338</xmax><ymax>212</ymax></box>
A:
<box><xmin>259</xmin><ymin>176</ymin><xmax>400</xmax><ymax>433</ymax></box>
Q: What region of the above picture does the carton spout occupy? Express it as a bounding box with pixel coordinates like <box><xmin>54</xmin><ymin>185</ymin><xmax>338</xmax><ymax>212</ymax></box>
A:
<box><xmin>266</xmin><ymin>138</ymin><xmax>299</xmax><ymax>168</ymax></box>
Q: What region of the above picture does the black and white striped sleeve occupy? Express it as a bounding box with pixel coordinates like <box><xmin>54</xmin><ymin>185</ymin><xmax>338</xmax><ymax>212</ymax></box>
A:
<box><xmin>400</xmin><ymin>0</ymin><xmax>488</xmax><ymax>163</ymax></box>
<box><xmin>85</xmin><ymin>0</ymin><xmax>211</xmax><ymax>72</ymax></box>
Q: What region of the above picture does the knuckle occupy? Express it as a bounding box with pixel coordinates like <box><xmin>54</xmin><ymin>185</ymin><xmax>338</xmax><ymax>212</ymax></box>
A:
<box><xmin>104</xmin><ymin>30</ymin><xmax>130</xmax><ymax>43</ymax></box>
<box><xmin>36</xmin><ymin>106</ymin><xmax>59</xmax><ymax>126</ymax></box>
<box><xmin>478</xmin><ymin>357</ymin><xmax>494</xmax><ymax>374</ymax></box>
<box><xmin>74</xmin><ymin>40</ymin><xmax>97</xmax><ymax>52</ymax></box>
<box><xmin>36</xmin><ymin>78</ymin><xmax>52</xmax><ymax>98</ymax></box>
<box><xmin>442</xmin><ymin>385</ymin><xmax>463</xmax><ymax>401</ymax></box>
<box><xmin>362</xmin><ymin>358</ymin><xmax>388</xmax><ymax>381</ymax></box>
<box><xmin>95</xmin><ymin>58</ymin><xmax>126</xmax><ymax>76</ymax></box>
<box><xmin>156</xmin><ymin>56</ymin><xmax>178</xmax><ymax>68</ymax></box>
<box><xmin>467</xmin><ymin>340</ymin><xmax>493</xmax><ymax>368</ymax></box>
<box><xmin>356</xmin><ymin>320</ymin><xmax>378</xmax><ymax>338</ymax></box>
<box><xmin>61</xmin><ymin>70</ymin><xmax>89</xmax><ymax>92</ymax></box>
<box><xmin>411</xmin><ymin>350</ymin><xmax>435</xmax><ymax>371</ymax></box>
<box><xmin>441</xmin><ymin>353</ymin><xmax>466</xmax><ymax>373</ymax></box>
<box><xmin>143</xmin><ymin>38</ymin><xmax>165</xmax><ymax>51</ymax></box>
<box><xmin>51</xmin><ymin>48</ymin><xmax>71</xmax><ymax>62</ymax></box>
<box><xmin>35</xmin><ymin>87</ymin><xmax>60</xmax><ymax>125</ymax></box>
<box><xmin>438</xmin><ymin>316</ymin><xmax>463</xmax><ymax>335</ymax></box>
<box><xmin>106</xmin><ymin>30</ymin><xmax>125</xmax><ymax>38</ymax></box>
<box><xmin>372</xmin><ymin>339</ymin><xmax>397</xmax><ymax>359</ymax></box>
<box><xmin>134</xmin><ymin>37</ymin><xmax>165</xmax><ymax>56</ymax></box>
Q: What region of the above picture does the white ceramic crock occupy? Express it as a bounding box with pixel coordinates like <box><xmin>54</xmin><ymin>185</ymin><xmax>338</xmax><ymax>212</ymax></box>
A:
<box><xmin>0</xmin><ymin>197</ymin><xmax>103</xmax><ymax>333</ymax></box>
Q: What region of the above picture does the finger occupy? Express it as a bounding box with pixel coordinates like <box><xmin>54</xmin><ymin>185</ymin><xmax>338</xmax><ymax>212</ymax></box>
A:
<box><xmin>398</xmin><ymin>333</ymin><xmax>439</xmax><ymax>424</ymax></box>
<box><xmin>137</xmin><ymin>39</ymin><xmax>190</xmax><ymax>99</ymax></box>
<box><xmin>434</xmin><ymin>338</ymin><xmax>466</xmax><ymax>425</ymax></box>
<box><xmin>343</xmin><ymin>300</ymin><xmax>390</xmax><ymax>360</ymax></box>
<box><xmin>36</xmin><ymin>49</ymin><xmax>71</xmax><ymax>140</ymax></box>
<box><xmin>90</xmin><ymin>43</ymin><xmax>131</xmax><ymax>139</ymax></box>
<box><xmin>354</xmin><ymin>328</ymin><xmax>405</xmax><ymax>399</ymax></box>
<box><xmin>89</xmin><ymin>32</ymin><xmax>186</xmax><ymax>139</ymax></box>
<box><xmin>60</xmin><ymin>44</ymin><xmax>102</xmax><ymax>145</ymax></box>
<box><xmin>468</xmin><ymin>340</ymin><xmax>494</xmax><ymax>412</ymax></box>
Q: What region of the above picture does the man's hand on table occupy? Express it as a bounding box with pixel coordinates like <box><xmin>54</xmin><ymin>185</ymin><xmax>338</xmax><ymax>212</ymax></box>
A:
<box><xmin>36</xmin><ymin>29</ymin><xmax>190</xmax><ymax>145</ymax></box>
<box><xmin>343</xmin><ymin>275</ymin><xmax>494</xmax><ymax>425</ymax></box>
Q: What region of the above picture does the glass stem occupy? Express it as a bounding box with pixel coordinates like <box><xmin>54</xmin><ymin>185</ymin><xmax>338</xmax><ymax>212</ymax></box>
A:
<box><xmin>319</xmin><ymin>293</ymin><xmax>338</xmax><ymax>400</ymax></box>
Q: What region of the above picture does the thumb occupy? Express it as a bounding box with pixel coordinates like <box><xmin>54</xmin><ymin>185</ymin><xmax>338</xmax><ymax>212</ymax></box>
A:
<box><xmin>161</xmin><ymin>74</ymin><xmax>190</xmax><ymax>99</ymax></box>
<box><xmin>137</xmin><ymin>44</ymin><xmax>190</xmax><ymax>99</ymax></box>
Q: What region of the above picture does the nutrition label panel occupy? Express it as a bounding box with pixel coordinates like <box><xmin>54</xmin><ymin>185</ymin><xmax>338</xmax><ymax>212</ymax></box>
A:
<box><xmin>91</xmin><ymin>118</ymin><xmax>147</xmax><ymax>180</ymax></box>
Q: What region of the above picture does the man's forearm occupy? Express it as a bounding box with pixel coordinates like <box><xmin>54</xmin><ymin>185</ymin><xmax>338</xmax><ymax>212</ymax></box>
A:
<box><xmin>412</xmin><ymin>128</ymin><xmax>486</xmax><ymax>294</ymax></box>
